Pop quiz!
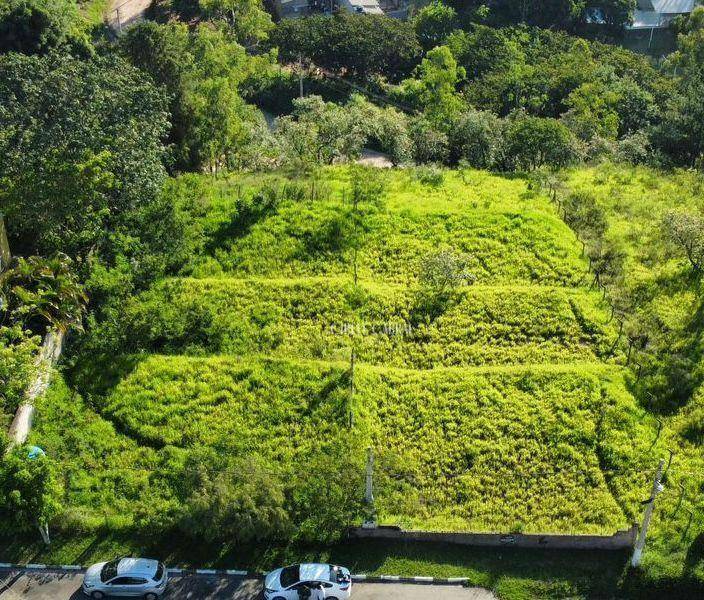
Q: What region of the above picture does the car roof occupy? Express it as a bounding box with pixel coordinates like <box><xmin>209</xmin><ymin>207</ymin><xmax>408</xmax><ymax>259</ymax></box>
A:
<box><xmin>299</xmin><ymin>563</ymin><xmax>331</xmax><ymax>582</ymax></box>
<box><xmin>117</xmin><ymin>558</ymin><xmax>159</xmax><ymax>577</ymax></box>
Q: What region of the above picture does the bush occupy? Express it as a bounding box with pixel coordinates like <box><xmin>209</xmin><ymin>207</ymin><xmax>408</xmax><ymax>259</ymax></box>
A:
<box><xmin>448</xmin><ymin>110</ymin><xmax>505</xmax><ymax>168</ymax></box>
<box><xmin>503</xmin><ymin>114</ymin><xmax>576</xmax><ymax>171</ymax></box>
<box><xmin>409</xmin><ymin>118</ymin><xmax>449</xmax><ymax>164</ymax></box>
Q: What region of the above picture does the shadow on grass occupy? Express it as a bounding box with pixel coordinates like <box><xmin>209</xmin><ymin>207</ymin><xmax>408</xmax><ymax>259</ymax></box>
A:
<box><xmin>1</xmin><ymin>531</ymin><xmax>630</xmax><ymax>599</ymax></box>
<box><xmin>5</xmin><ymin>532</ymin><xmax>704</xmax><ymax>599</ymax></box>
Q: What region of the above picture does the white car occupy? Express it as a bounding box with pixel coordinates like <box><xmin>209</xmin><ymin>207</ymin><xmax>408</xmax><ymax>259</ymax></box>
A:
<box><xmin>82</xmin><ymin>557</ymin><xmax>168</xmax><ymax>599</ymax></box>
<box><xmin>264</xmin><ymin>563</ymin><xmax>352</xmax><ymax>599</ymax></box>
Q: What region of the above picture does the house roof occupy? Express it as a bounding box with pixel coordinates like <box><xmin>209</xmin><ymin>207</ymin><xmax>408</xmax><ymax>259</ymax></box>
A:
<box><xmin>631</xmin><ymin>9</ymin><xmax>665</xmax><ymax>27</ymax></box>
<box><xmin>652</xmin><ymin>0</ymin><xmax>694</xmax><ymax>14</ymax></box>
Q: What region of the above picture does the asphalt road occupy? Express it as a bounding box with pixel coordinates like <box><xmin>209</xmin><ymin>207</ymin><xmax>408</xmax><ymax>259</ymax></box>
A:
<box><xmin>0</xmin><ymin>569</ymin><xmax>495</xmax><ymax>600</ymax></box>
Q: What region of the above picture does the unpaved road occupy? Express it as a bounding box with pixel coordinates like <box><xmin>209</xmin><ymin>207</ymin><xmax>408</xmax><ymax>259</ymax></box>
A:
<box><xmin>0</xmin><ymin>569</ymin><xmax>496</xmax><ymax>599</ymax></box>
<box><xmin>108</xmin><ymin>0</ymin><xmax>152</xmax><ymax>31</ymax></box>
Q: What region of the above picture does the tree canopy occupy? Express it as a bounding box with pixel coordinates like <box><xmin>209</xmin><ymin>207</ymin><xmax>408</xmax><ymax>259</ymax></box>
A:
<box><xmin>0</xmin><ymin>52</ymin><xmax>172</xmax><ymax>268</ymax></box>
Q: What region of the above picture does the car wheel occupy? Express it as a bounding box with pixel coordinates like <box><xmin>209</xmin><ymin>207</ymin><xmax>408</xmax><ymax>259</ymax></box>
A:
<box><xmin>90</xmin><ymin>592</ymin><xmax>105</xmax><ymax>600</ymax></box>
<box><xmin>144</xmin><ymin>594</ymin><xmax>158</xmax><ymax>600</ymax></box>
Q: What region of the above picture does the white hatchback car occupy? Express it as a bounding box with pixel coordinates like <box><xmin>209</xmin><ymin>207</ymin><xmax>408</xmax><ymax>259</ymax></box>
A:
<box><xmin>264</xmin><ymin>563</ymin><xmax>352</xmax><ymax>599</ymax></box>
<box><xmin>82</xmin><ymin>557</ymin><xmax>168</xmax><ymax>599</ymax></box>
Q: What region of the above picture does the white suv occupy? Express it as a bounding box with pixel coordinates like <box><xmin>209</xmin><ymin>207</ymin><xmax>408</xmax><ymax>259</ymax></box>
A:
<box><xmin>82</xmin><ymin>557</ymin><xmax>168</xmax><ymax>599</ymax></box>
<box><xmin>264</xmin><ymin>563</ymin><xmax>352</xmax><ymax>599</ymax></box>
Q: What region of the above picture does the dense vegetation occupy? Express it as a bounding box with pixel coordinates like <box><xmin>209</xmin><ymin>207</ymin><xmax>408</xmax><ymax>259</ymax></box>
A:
<box><xmin>22</xmin><ymin>169</ymin><xmax>664</xmax><ymax>567</ymax></box>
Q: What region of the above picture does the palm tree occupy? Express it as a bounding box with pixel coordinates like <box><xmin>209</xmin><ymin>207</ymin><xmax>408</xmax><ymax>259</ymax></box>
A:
<box><xmin>0</xmin><ymin>253</ymin><xmax>87</xmax><ymax>333</ymax></box>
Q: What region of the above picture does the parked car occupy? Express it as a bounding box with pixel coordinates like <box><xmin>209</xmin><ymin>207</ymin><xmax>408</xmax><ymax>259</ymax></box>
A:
<box><xmin>82</xmin><ymin>557</ymin><xmax>168</xmax><ymax>599</ymax></box>
<box><xmin>264</xmin><ymin>563</ymin><xmax>352</xmax><ymax>599</ymax></box>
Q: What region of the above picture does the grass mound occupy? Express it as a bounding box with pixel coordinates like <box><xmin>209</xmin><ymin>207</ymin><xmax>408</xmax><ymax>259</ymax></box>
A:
<box><xmin>100</xmin><ymin>354</ymin><xmax>653</xmax><ymax>534</ymax></box>
<box><xmin>120</xmin><ymin>277</ymin><xmax>619</xmax><ymax>367</ymax></box>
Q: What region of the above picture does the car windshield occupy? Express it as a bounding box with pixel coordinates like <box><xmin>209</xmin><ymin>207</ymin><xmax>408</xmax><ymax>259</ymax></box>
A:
<box><xmin>100</xmin><ymin>560</ymin><xmax>120</xmax><ymax>583</ymax></box>
<box><xmin>280</xmin><ymin>565</ymin><xmax>300</xmax><ymax>588</ymax></box>
<box><xmin>153</xmin><ymin>563</ymin><xmax>164</xmax><ymax>581</ymax></box>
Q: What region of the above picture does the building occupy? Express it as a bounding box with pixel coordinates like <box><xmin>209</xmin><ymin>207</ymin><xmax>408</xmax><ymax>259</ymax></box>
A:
<box><xmin>338</xmin><ymin>0</ymin><xmax>384</xmax><ymax>14</ymax></box>
<box><xmin>629</xmin><ymin>0</ymin><xmax>695</xmax><ymax>30</ymax></box>
<box><xmin>274</xmin><ymin>0</ymin><xmax>384</xmax><ymax>19</ymax></box>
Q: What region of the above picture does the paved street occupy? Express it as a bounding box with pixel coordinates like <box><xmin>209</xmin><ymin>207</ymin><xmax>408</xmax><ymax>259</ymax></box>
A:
<box><xmin>0</xmin><ymin>569</ymin><xmax>495</xmax><ymax>600</ymax></box>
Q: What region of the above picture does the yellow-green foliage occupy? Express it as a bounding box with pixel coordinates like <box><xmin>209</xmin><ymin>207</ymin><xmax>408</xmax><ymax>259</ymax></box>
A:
<box><xmin>190</xmin><ymin>169</ymin><xmax>586</xmax><ymax>286</ymax></box>
<box><xmin>562</xmin><ymin>163</ymin><xmax>704</xmax><ymax>582</ymax></box>
<box><xmin>101</xmin><ymin>354</ymin><xmax>652</xmax><ymax>534</ymax></box>
<box><xmin>124</xmin><ymin>277</ymin><xmax>619</xmax><ymax>367</ymax></box>
<box><xmin>37</xmin><ymin>165</ymin><xmax>665</xmax><ymax>543</ymax></box>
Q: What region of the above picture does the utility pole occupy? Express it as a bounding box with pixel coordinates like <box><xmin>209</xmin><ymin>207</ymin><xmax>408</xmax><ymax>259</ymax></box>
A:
<box><xmin>348</xmin><ymin>349</ymin><xmax>355</xmax><ymax>428</ymax></box>
<box><xmin>365</xmin><ymin>447</ymin><xmax>374</xmax><ymax>505</ymax></box>
<box><xmin>631</xmin><ymin>458</ymin><xmax>666</xmax><ymax>567</ymax></box>
<box><xmin>298</xmin><ymin>54</ymin><xmax>304</xmax><ymax>98</ymax></box>
<box><xmin>116</xmin><ymin>7</ymin><xmax>122</xmax><ymax>33</ymax></box>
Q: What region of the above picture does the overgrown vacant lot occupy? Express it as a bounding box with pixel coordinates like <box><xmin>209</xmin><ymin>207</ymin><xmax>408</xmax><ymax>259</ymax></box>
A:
<box><xmin>34</xmin><ymin>166</ymin><xmax>666</xmax><ymax>546</ymax></box>
<box><xmin>99</xmin><ymin>353</ymin><xmax>652</xmax><ymax>534</ymax></box>
<box><xmin>120</xmin><ymin>277</ymin><xmax>618</xmax><ymax>366</ymax></box>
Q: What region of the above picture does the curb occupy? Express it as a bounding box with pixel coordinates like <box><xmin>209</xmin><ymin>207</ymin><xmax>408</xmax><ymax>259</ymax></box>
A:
<box><xmin>0</xmin><ymin>564</ymin><xmax>470</xmax><ymax>585</ymax></box>
<box><xmin>351</xmin><ymin>574</ymin><xmax>470</xmax><ymax>585</ymax></box>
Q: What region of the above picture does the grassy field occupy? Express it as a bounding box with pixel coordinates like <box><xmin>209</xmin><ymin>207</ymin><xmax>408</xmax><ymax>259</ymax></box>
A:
<box><xmin>559</xmin><ymin>164</ymin><xmax>704</xmax><ymax>588</ymax></box>
<box><xmin>119</xmin><ymin>277</ymin><xmax>619</xmax><ymax>367</ymax></box>
<box><xmin>19</xmin><ymin>164</ymin><xmax>704</xmax><ymax>597</ymax></box>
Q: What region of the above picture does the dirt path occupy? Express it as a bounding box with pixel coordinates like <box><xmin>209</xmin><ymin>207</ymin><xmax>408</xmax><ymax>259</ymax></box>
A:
<box><xmin>107</xmin><ymin>0</ymin><xmax>152</xmax><ymax>32</ymax></box>
<box><xmin>358</xmin><ymin>149</ymin><xmax>394</xmax><ymax>168</ymax></box>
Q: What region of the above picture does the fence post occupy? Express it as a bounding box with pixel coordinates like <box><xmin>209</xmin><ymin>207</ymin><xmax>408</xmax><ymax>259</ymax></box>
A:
<box><xmin>631</xmin><ymin>458</ymin><xmax>666</xmax><ymax>567</ymax></box>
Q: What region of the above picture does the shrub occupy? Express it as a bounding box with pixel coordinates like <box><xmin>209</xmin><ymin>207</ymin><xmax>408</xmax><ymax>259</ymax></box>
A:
<box><xmin>503</xmin><ymin>114</ymin><xmax>577</xmax><ymax>171</ymax></box>
<box><xmin>448</xmin><ymin>109</ymin><xmax>505</xmax><ymax>168</ymax></box>
<box><xmin>409</xmin><ymin>118</ymin><xmax>449</xmax><ymax>164</ymax></box>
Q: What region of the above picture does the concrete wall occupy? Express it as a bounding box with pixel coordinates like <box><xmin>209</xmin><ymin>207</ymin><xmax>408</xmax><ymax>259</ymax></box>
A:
<box><xmin>0</xmin><ymin>214</ymin><xmax>10</xmax><ymax>272</ymax></box>
<box><xmin>349</xmin><ymin>524</ymin><xmax>638</xmax><ymax>550</ymax></box>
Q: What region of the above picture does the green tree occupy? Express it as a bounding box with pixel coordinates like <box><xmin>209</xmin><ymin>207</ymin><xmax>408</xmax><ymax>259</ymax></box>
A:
<box><xmin>653</xmin><ymin>11</ymin><xmax>704</xmax><ymax>166</ymax></box>
<box><xmin>120</xmin><ymin>22</ymin><xmax>272</xmax><ymax>172</ymax></box>
<box><xmin>346</xmin><ymin>95</ymin><xmax>412</xmax><ymax>166</ymax></box>
<box><xmin>0</xmin><ymin>0</ymin><xmax>86</xmax><ymax>55</ymax></box>
<box><xmin>563</xmin><ymin>81</ymin><xmax>620</xmax><ymax>141</ymax></box>
<box><xmin>446</xmin><ymin>24</ymin><xmax>521</xmax><ymax>80</ymax></box>
<box><xmin>503</xmin><ymin>114</ymin><xmax>575</xmax><ymax>170</ymax></box>
<box><xmin>0</xmin><ymin>447</ymin><xmax>62</xmax><ymax>544</ymax></box>
<box><xmin>399</xmin><ymin>45</ymin><xmax>465</xmax><ymax>125</ymax></box>
<box><xmin>270</xmin><ymin>13</ymin><xmax>421</xmax><ymax>81</ymax></box>
<box><xmin>409</xmin><ymin>117</ymin><xmax>449</xmax><ymax>164</ymax></box>
<box><xmin>663</xmin><ymin>209</ymin><xmax>704</xmax><ymax>278</ymax></box>
<box><xmin>0</xmin><ymin>53</ymin><xmax>170</xmax><ymax>264</ymax></box>
<box><xmin>448</xmin><ymin>109</ymin><xmax>505</xmax><ymax>167</ymax></box>
<box><xmin>562</xmin><ymin>191</ymin><xmax>607</xmax><ymax>240</ymax></box>
<box><xmin>275</xmin><ymin>96</ymin><xmax>366</xmax><ymax>169</ymax></box>
<box><xmin>413</xmin><ymin>2</ymin><xmax>458</xmax><ymax>51</ymax></box>
<box><xmin>199</xmin><ymin>0</ymin><xmax>273</xmax><ymax>44</ymax></box>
